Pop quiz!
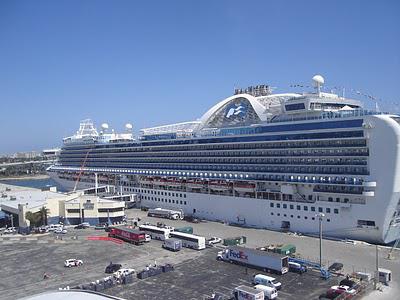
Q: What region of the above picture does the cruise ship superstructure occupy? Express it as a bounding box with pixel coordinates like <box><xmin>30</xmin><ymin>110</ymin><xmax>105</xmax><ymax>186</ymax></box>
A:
<box><xmin>48</xmin><ymin>75</ymin><xmax>400</xmax><ymax>244</ymax></box>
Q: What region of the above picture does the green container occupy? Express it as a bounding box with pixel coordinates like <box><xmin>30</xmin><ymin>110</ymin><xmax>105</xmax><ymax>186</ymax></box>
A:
<box><xmin>276</xmin><ymin>244</ymin><xmax>296</xmax><ymax>255</ymax></box>
<box><xmin>223</xmin><ymin>236</ymin><xmax>247</xmax><ymax>246</ymax></box>
<box><xmin>175</xmin><ymin>226</ymin><xmax>193</xmax><ymax>234</ymax></box>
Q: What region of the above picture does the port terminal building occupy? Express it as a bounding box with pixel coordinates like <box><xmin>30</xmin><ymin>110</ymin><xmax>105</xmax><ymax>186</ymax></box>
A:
<box><xmin>0</xmin><ymin>183</ymin><xmax>134</xmax><ymax>232</ymax></box>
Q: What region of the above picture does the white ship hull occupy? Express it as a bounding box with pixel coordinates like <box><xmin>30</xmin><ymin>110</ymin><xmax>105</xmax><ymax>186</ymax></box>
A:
<box><xmin>48</xmin><ymin>169</ymin><xmax>400</xmax><ymax>244</ymax></box>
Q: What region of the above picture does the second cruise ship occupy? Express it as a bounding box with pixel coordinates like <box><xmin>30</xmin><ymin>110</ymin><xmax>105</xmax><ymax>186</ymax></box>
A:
<box><xmin>48</xmin><ymin>75</ymin><xmax>400</xmax><ymax>244</ymax></box>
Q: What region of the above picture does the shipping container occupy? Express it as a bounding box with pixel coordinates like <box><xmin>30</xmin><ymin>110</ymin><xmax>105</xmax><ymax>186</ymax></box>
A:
<box><xmin>175</xmin><ymin>226</ymin><xmax>193</xmax><ymax>234</ymax></box>
<box><xmin>108</xmin><ymin>227</ymin><xmax>146</xmax><ymax>245</ymax></box>
<box><xmin>223</xmin><ymin>236</ymin><xmax>247</xmax><ymax>246</ymax></box>
<box><xmin>162</xmin><ymin>238</ymin><xmax>182</xmax><ymax>251</ymax></box>
<box><xmin>275</xmin><ymin>244</ymin><xmax>296</xmax><ymax>255</ymax></box>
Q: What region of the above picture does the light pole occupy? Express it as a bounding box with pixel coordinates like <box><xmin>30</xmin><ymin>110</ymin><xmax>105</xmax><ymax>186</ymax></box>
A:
<box><xmin>316</xmin><ymin>213</ymin><xmax>325</xmax><ymax>267</ymax></box>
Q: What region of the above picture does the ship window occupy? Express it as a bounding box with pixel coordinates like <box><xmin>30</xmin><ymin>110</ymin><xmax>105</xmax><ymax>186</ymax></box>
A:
<box><xmin>334</xmin><ymin>209</ymin><xmax>339</xmax><ymax>214</ymax></box>
<box><xmin>277</xmin><ymin>203</ymin><xmax>281</xmax><ymax>208</ymax></box>
<box><xmin>184</xmin><ymin>201</ymin><xmax>187</xmax><ymax>205</ymax></box>
<box><xmin>290</xmin><ymin>205</ymin><xmax>294</xmax><ymax>209</ymax></box>
<box><xmin>326</xmin><ymin>208</ymin><xmax>331</xmax><ymax>213</ymax></box>
<box><xmin>304</xmin><ymin>206</ymin><xmax>308</xmax><ymax>211</ymax></box>
<box><xmin>284</xmin><ymin>214</ymin><xmax>287</xmax><ymax>217</ymax></box>
<box><xmin>285</xmin><ymin>103</ymin><xmax>305</xmax><ymax>111</ymax></box>
<box><xmin>311</xmin><ymin>207</ymin><xmax>315</xmax><ymax>212</ymax></box>
<box><xmin>297</xmin><ymin>205</ymin><xmax>301</xmax><ymax>210</ymax></box>
<box><xmin>304</xmin><ymin>216</ymin><xmax>308</xmax><ymax>220</ymax></box>
<box><xmin>270</xmin><ymin>203</ymin><xmax>274</xmax><ymax>208</ymax></box>
<box><xmin>283</xmin><ymin>204</ymin><xmax>287</xmax><ymax>209</ymax></box>
<box><xmin>297</xmin><ymin>216</ymin><xmax>300</xmax><ymax>219</ymax></box>
<box><xmin>327</xmin><ymin>219</ymin><xmax>331</xmax><ymax>222</ymax></box>
<box><xmin>357</xmin><ymin>220</ymin><xmax>375</xmax><ymax>226</ymax></box>
<box><xmin>290</xmin><ymin>215</ymin><xmax>293</xmax><ymax>218</ymax></box>
<box><xmin>318</xmin><ymin>207</ymin><xmax>323</xmax><ymax>212</ymax></box>
<box><xmin>271</xmin><ymin>212</ymin><xmax>274</xmax><ymax>216</ymax></box>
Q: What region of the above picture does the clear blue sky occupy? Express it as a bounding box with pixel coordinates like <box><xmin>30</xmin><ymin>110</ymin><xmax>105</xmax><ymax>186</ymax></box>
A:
<box><xmin>0</xmin><ymin>0</ymin><xmax>399</xmax><ymax>154</ymax></box>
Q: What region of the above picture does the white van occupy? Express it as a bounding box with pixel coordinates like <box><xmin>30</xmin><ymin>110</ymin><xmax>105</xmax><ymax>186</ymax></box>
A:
<box><xmin>254</xmin><ymin>284</ymin><xmax>278</xmax><ymax>300</ymax></box>
<box><xmin>253</xmin><ymin>274</ymin><xmax>282</xmax><ymax>290</ymax></box>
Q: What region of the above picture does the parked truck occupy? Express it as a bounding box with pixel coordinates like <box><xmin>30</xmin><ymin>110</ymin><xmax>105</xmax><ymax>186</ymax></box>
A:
<box><xmin>108</xmin><ymin>227</ymin><xmax>146</xmax><ymax>245</ymax></box>
<box><xmin>162</xmin><ymin>238</ymin><xmax>182</xmax><ymax>251</ymax></box>
<box><xmin>233</xmin><ymin>285</ymin><xmax>264</xmax><ymax>300</ymax></box>
<box><xmin>148</xmin><ymin>208</ymin><xmax>184</xmax><ymax>220</ymax></box>
<box><xmin>217</xmin><ymin>246</ymin><xmax>289</xmax><ymax>275</ymax></box>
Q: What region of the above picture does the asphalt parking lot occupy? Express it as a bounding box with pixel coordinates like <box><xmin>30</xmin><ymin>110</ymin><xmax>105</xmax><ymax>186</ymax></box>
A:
<box><xmin>104</xmin><ymin>247</ymin><xmax>340</xmax><ymax>300</ymax></box>
<box><xmin>0</xmin><ymin>227</ymin><xmax>203</xmax><ymax>300</ymax></box>
<box><xmin>0</xmin><ymin>208</ymin><xmax>398</xmax><ymax>299</ymax></box>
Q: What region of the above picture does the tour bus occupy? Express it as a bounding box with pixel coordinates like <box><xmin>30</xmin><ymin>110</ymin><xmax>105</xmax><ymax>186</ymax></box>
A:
<box><xmin>169</xmin><ymin>231</ymin><xmax>206</xmax><ymax>250</ymax></box>
<box><xmin>138</xmin><ymin>224</ymin><xmax>172</xmax><ymax>241</ymax></box>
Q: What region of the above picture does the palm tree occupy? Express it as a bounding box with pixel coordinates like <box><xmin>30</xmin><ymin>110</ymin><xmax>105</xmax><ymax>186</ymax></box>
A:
<box><xmin>25</xmin><ymin>211</ymin><xmax>41</xmax><ymax>228</ymax></box>
<box><xmin>39</xmin><ymin>206</ymin><xmax>50</xmax><ymax>226</ymax></box>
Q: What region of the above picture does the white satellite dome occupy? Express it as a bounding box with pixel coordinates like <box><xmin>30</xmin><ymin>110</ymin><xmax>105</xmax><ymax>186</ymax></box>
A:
<box><xmin>312</xmin><ymin>75</ymin><xmax>325</xmax><ymax>87</ymax></box>
<box><xmin>101</xmin><ymin>123</ymin><xmax>109</xmax><ymax>130</ymax></box>
<box><xmin>125</xmin><ymin>123</ymin><xmax>133</xmax><ymax>130</ymax></box>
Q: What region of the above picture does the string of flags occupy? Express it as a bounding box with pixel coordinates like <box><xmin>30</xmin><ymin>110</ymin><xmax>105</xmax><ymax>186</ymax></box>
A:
<box><xmin>289</xmin><ymin>83</ymin><xmax>382</xmax><ymax>102</ymax></box>
<box><xmin>289</xmin><ymin>84</ymin><xmax>400</xmax><ymax>113</ymax></box>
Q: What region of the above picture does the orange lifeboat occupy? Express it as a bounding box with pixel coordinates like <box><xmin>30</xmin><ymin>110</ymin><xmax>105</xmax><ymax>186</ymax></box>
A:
<box><xmin>233</xmin><ymin>182</ymin><xmax>256</xmax><ymax>193</ymax></box>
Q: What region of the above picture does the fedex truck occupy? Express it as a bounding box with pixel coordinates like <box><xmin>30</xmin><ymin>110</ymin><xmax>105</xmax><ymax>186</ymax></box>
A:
<box><xmin>217</xmin><ymin>246</ymin><xmax>289</xmax><ymax>275</ymax></box>
<box><xmin>233</xmin><ymin>285</ymin><xmax>264</xmax><ymax>300</ymax></box>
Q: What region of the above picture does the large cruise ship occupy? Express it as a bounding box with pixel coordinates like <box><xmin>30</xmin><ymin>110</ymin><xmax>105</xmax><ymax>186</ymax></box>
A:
<box><xmin>48</xmin><ymin>75</ymin><xmax>400</xmax><ymax>244</ymax></box>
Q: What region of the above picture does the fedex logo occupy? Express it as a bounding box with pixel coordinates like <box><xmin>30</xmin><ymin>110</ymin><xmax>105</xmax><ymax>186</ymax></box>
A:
<box><xmin>229</xmin><ymin>249</ymin><xmax>248</xmax><ymax>260</ymax></box>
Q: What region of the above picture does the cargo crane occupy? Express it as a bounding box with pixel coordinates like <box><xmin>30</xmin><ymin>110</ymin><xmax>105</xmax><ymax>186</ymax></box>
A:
<box><xmin>288</xmin><ymin>257</ymin><xmax>331</xmax><ymax>279</ymax></box>
<box><xmin>73</xmin><ymin>149</ymin><xmax>92</xmax><ymax>192</ymax></box>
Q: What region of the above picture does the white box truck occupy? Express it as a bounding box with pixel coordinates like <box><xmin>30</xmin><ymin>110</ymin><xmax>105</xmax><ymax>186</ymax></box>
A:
<box><xmin>233</xmin><ymin>285</ymin><xmax>264</xmax><ymax>300</ymax></box>
<box><xmin>217</xmin><ymin>246</ymin><xmax>289</xmax><ymax>274</ymax></box>
<box><xmin>148</xmin><ymin>208</ymin><xmax>184</xmax><ymax>220</ymax></box>
<box><xmin>162</xmin><ymin>238</ymin><xmax>182</xmax><ymax>251</ymax></box>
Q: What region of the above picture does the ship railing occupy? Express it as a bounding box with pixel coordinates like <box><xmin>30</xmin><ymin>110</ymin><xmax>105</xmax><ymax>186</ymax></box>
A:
<box><xmin>199</xmin><ymin>109</ymin><xmax>391</xmax><ymax>138</ymax></box>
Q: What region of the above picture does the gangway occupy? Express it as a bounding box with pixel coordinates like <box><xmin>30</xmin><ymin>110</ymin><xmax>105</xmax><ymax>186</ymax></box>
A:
<box><xmin>387</xmin><ymin>237</ymin><xmax>400</xmax><ymax>260</ymax></box>
<box><xmin>288</xmin><ymin>257</ymin><xmax>331</xmax><ymax>279</ymax></box>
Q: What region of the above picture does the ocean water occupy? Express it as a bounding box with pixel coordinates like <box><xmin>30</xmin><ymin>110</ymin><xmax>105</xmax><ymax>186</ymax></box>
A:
<box><xmin>1</xmin><ymin>177</ymin><xmax>66</xmax><ymax>192</ymax></box>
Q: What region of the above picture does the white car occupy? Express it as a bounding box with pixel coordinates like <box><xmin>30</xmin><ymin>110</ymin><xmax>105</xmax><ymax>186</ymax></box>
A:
<box><xmin>144</xmin><ymin>234</ymin><xmax>151</xmax><ymax>242</ymax></box>
<box><xmin>4</xmin><ymin>227</ymin><xmax>17</xmax><ymax>234</ymax></box>
<box><xmin>113</xmin><ymin>268</ymin><xmax>135</xmax><ymax>278</ymax></box>
<box><xmin>54</xmin><ymin>228</ymin><xmax>67</xmax><ymax>234</ymax></box>
<box><xmin>64</xmin><ymin>259</ymin><xmax>83</xmax><ymax>267</ymax></box>
<box><xmin>330</xmin><ymin>285</ymin><xmax>357</xmax><ymax>295</ymax></box>
<box><xmin>208</xmin><ymin>237</ymin><xmax>222</xmax><ymax>245</ymax></box>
